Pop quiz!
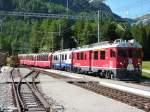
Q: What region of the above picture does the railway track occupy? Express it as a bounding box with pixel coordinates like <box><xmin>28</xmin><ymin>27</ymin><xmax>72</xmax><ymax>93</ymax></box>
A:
<box><xmin>124</xmin><ymin>80</ymin><xmax>150</xmax><ymax>87</ymax></box>
<box><xmin>25</xmin><ymin>66</ymin><xmax>150</xmax><ymax>87</ymax></box>
<box><xmin>38</xmin><ymin>69</ymin><xmax>150</xmax><ymax>112</ymax></box>
<box><xmin>11</xmin><ymin>68</ymin><xmax>50</xmax><ymax>112</ymax></box>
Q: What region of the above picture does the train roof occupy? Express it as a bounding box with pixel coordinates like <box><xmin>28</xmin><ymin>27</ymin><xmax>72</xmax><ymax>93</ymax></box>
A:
<box><xmin>18</xmin><ymin>39</ymin><xmax>142</xmax><ymax>55</ymax></box>
<box><xmin>73</xmin><ymin>39</ymin><xmax>142</xmax><ymax>52</ymax></box>
<box><xmin>53</xmin><ymin>49</ymin><xmax>72</xmax><ymax>54</ymax></box>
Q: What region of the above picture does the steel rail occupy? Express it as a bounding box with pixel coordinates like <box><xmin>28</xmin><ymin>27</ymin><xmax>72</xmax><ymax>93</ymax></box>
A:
<box><xmin>16</xmin><ymin>70</ymin><xmax>36</xmax><ymax>111</ymax></box>
<box><xmin>16</xmin><ymin>70</ymin><xmax>50</xmax><ymax>112</ymax></box>
<box><xmin>25</xmin><ymin>79</ymin><xmax>50</xmax><ymax>112</ymax></box>
<box><xmin>10</xmin><ymin>68</ymin><xmax>22</xmax><ymax>112</ymax></box>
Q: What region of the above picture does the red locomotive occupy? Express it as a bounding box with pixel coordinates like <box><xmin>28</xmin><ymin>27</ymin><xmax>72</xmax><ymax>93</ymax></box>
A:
<box><xmin>18</xmin><ymin>39</ymin><xmax>143</xmax><ymax>80</ymax></box>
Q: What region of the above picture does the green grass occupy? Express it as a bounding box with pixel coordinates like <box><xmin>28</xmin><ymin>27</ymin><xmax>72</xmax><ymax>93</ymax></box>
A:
<box><xmin>142</xmin><ymin>61</ymin><xmax>150</xmax><ymax>70</ymax></box>
<box><xmin>142</xmin><ymin>72</ymin><xmax>150</xmax><ymax>79</ymax></box>
<box><xmin>142</xmin><ymin>61</ymin><xmax>150</xmax><ymax>78</ymax></box>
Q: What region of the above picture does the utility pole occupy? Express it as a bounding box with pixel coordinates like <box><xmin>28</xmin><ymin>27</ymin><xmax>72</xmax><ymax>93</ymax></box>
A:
<box><xmin>51</xmin><ymin>33</ymin><xmax>54</xmax><ymax>52</ymax></box>
<box><xmin>0</xmin><ymin>19</ymin><xmax>2</xmax><ymax>32</ymax></box>
<box><xmin>97</xmin><ymin>10</ymin><xmax>100</xmax><ymax>43</ymax></box>
<box><xmin>141</xmin><ymin>0</ymin><xmax>143</xmax><ymax>15</ymax></box>
<box><xmin>66</xmin><ymin>0</ymin><xmax>69</xmax><ymax>16</ymax></box>
<box><xmin>59</xmin><ymin>23</ymin><xmax>63</xmax><ymax>50</ymax></box>
<box><xmin>0</xmin><ymin>19</ymin><xmax>2</xmax><ymax>49</ymax></box>
<box><xmin>125</xmin><ymin>7</ymin><xmax>128</xmax><ymax>18</ymax></box>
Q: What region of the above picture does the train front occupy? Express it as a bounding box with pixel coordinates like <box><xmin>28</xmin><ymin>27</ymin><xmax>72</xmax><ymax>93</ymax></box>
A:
<box><xmin>115</xmin><ymin>39</ymin><xmax>143</xmax><ymax>81</ymax></box>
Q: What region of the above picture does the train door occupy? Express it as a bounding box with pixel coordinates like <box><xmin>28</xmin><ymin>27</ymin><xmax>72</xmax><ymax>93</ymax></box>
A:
<box><xmin>89</xmin><ymin>50</ymin><xmax>92</xmax><ymax>72</ymax></box>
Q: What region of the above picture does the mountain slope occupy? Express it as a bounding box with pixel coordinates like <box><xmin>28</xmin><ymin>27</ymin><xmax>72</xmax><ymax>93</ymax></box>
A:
<box><xmin>136</xmin><ymin>14</ymin><xmax>150</xmax><ymax>25</ymax></box>
<box><xmin>0</xmin><ymin>0</ymin><xmax>122</xmax><ymax>20</ymax></box>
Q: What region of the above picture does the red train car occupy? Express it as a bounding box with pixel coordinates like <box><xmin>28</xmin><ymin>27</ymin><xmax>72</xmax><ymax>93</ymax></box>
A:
<box><xmin>18</xmin><ymin>54</ymin><xmax>36</xmax><ymax>66</ymax></box>
<box><xmin>18</xmin><ymin>54</ymin><xmax>26</xmax><ymax>65</ymax></box>
<box><xmin>35</xmin><ymin>53</ymin><xmax>52</xmax><ymax>68</ymax></box>
<box><xmin>72</xmin><ymin>39</ymin><xmax>142</xmax><ymax>80</ymax></box>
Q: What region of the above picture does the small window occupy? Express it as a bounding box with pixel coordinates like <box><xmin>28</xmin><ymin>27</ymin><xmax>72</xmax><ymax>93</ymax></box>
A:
<box><xmin>94</xmin><ymin>51</ymin><xmax>98</xmax><ymax>60</ymax></box>
<box><xmin>54</xmin><ymin>55</ymin><xmax>57</xmax><ymax>60</ymax></box>
<box><xmin>118</xmin><ymin>49</ymin><xmax>127</xmax><ymax>57</ymax></box>
<box><xmin>69</xmin><ymin>54</ymin><xmax>72</xmax><ymax>59</ymax></box>
<box><xmin>80</xmin><ymin>53</ymin><xmax>83</xmax><ymax>60</ymax></box>
<box><xmin>65</xmin><ymin>54</ymin><xmax>67</xmax><ymax>60</ymax></box>
<box><xmin>77</xmin><ymin>53</ymin><xmax>80</xmax><ymax>60</ymax></box>
<box><xmin>62</xmin><ymin>55</ymin><xmax>64</xmax><ymax>60</ymax></box>
<box><xmin>56</xmin><ymin>55</ymin><xmax>58</xmax><ymax>60</ymax></box>
<box><xmin>45</xmin><ymin>54</ymin><xmax>48</xmax><ymax>61</ymax></box>
<box><xmin>110</xmin><ymin>49</ymin><xmax>116</xmax><ymax>58</ymax></box>
<box><xmin>100</xmin><ymin>51</ymin><xmax>105</xmax><ymax>60</ymax></box>
<box><xmin>84</xmin><ymin>53</ymin><xmax>86</xmax><ymax>60</ymax></box>
<box><xmin>129</xmin><ymin>49</ymin><xmax>142</xmax><ymax>58</ymax></box>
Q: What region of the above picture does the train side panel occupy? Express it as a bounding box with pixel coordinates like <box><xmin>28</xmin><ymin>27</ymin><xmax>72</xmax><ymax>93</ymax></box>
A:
<box><xmin>72</xmin><ymin>50</ymin><xmax>91</xmax><ymax>73</ymax></box>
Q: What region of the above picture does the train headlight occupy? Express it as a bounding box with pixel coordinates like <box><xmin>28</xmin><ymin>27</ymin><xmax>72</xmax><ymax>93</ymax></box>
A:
<box><xmin>120</xmin><ymin>62</ymin><xmax>123</xmax><ymax>65</ymax></box>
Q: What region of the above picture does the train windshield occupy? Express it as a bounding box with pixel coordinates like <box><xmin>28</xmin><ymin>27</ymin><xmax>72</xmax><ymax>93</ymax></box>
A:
<box><xmin>118</xmin><ymin>49</ymin><xmax>127</xmax><ymax>57</ymax></box>
<box><xmin>129</xmin><ymin>49</ymin><xmax>141</xmax><ymax>58</ymax></box>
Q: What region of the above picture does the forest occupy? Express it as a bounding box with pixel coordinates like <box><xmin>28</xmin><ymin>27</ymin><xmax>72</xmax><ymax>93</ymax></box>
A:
<box><xmin>0</xmin><ymin>0</ymin><xmax>149</xmax><ymax>60</ymax></box>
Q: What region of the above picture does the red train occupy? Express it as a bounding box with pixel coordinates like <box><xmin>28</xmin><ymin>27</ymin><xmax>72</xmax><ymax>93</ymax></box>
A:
<box><xmin>18</xmin><ymin>39</ymin><xmax>143</xmax><ymax>80</ymax></box>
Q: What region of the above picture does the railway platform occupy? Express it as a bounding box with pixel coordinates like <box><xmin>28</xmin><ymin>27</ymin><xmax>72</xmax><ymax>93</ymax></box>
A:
<box><xmin>38</xmin><ymin>74</ymin><xmax>144</xmax><ymax>112</ymax></box>
<box><xmin>40</xmin><ymin>69</ymin><xmax>150</xmax><ymax>98</ymax></box>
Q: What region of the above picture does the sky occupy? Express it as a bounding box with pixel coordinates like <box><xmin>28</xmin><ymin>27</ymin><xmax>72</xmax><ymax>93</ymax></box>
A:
<box><xmin>105</xmin><ymin>0</ymin><xmax>150</xmax><ymax>18</ymax></box>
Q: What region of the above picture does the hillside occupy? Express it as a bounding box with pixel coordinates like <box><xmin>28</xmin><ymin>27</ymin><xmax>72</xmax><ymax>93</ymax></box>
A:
<box><xmin>0</xmin><ymin>0</ymin><xmax>121</xmax><ymax>19</ymax></box>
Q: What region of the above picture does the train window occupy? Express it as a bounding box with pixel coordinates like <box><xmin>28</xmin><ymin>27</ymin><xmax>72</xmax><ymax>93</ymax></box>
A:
<box><xmin>43</xmin><ymin>55</ymin><xmax>45</xmax><ymax>61</ymax></box>
<box><xmin>62</xmin><ymin>55</ymin><xmax>64</xmax><ymax>60</ymax></box>
<box><xmin>100</xmin><ymin>51</ymin><xmax>105</xmax><ymax>60</ymax></box>
<box><xmin>80</xmin><ymin>53</ymin><xmax>83</xmax><ymax>60</ymax></box>
<box><xmin>69</xmin><ymin>54</ymin><xmax>72</xmax><ymax>59</ymax></box>
<box><xmin>39</xmin><ymin>55</ymin><xmax>41</xmax><ymax>61</ymax></box>
<box><xmin>40</xmin><ymin>55</ymin><xmax>42</xmax><ymax>61</ymax></box>
<box><xmin>45</xmin><ymin>54</ymin><xmax>48</xmax><ymax>61</ymax></box>
<box><xmin>110</xmin><ymin>49</ymin><xmax>116</xmax><ymax>57</ymax></box>
<box><xmin>77</xmin><ymin>53</ymin><xmax>80</xmax><ymax>60</ymax></box>
<box><xmin>129</xmin><ymin>50</ymin><xmax>141</xmax><ymax>58</ymax></box>
<box><xmin>43</xmin><ymin>55</ymin><xmax>44</xmax><ymax>61</ymax></box>
<box><xmin>84</xmin><ymin>53</ymin><xmax>86</xmax><ymax>60</ymax></box>
<box><xmin>43</xmin><ymin>55</ymin><xmax>45</xmax><ymax>60</ymax></box>
<box><xmin>55</xmin><ymin>56</ymin><xmax>57</xmax><ymax>60</ymax></box>
<box><xmin>56</xmin><ymin>56</ymin><xmax>58</xmax><ymax>60</ymax></box>
<box><xmin>134</xmin><ymin>50</ymin><xmax>141</xmax><ymax>58</ymax></box>
<box><xmin>65</xmin><ymin>54</ymin><xmax>67</xmax><ymax>60</ymax></box>
<box><xmin>118</xmin><ymin>49</ymin><xmax>127</xmax><ymax>57</ymax></box>
<box><xmin>94</xmin><ymin>51</ymin><xmax>98</xmax><ymax>60</ymax></box>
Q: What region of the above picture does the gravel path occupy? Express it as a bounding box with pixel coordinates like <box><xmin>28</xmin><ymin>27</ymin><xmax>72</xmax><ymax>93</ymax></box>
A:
<box><xmin>0</xmin><ymin>84</ymin><xmax>15</xmax><ymax>111</ymax></box>
<box><xmin>0</xmin><ymin>66</ymin><xmax>16</xmax><ymax>111</ymax></box>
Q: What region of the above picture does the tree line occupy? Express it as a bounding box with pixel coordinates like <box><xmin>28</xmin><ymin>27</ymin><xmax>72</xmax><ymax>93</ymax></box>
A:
<box><xmin>0</xmin><ymin>17</ymin><xmax>149</xmax><ymax>60</ymax></box>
